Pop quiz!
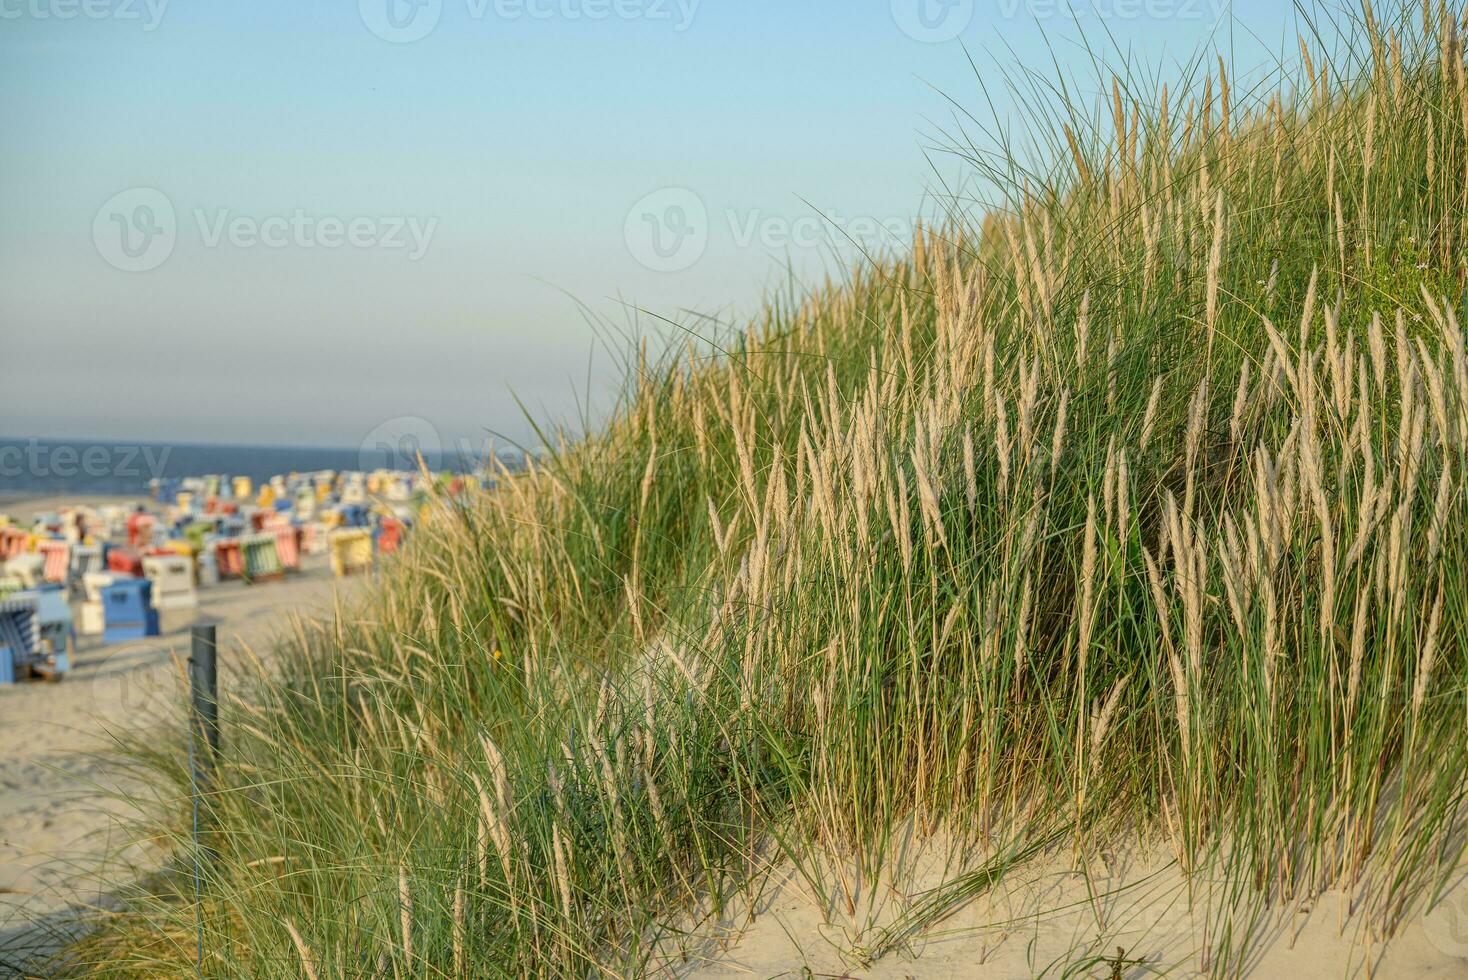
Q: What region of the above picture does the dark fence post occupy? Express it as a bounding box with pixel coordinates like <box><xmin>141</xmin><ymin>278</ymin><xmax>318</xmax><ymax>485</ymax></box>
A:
<box><xmin>189</xmin><ymin>624</ymin><xmax>221</xmax><ymax>779</ymax></box>
<box><xmin>188</xmin><ymin>623</ymin><xmax>220</xmax><ymax>970</ymax></box>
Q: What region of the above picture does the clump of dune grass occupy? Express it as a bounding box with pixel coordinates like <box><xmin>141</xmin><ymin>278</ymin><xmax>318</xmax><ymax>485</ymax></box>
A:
<box><xmin>59</xmin><ymin>1</ymin><xmax>1468</xmax><ymax>975</ymax></box>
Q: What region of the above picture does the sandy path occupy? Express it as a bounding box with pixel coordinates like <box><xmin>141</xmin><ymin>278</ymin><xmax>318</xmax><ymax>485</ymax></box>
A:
<box><xmin>0</xmin><ymin>496</ymin><xmax>369</xmax><ymax>972</ymax></box>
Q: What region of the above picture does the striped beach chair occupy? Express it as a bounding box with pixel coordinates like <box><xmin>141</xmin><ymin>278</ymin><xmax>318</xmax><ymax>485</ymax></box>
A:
<box><xmin>271</xmin><ymin>525</ymin><xmax>301</xmax><ymax>571</ymax></box>
<box><xmin>0</xmin><ymin>527</ymin><xmax>27</xmax><ymax>560</ymax></box>
<box><xmin>70</xmin><ymin>544</ymin><xmax>103</xmax><ymax>580</ymax></box>
<box><xmin>214</xmin><ymin>539</ymin><xmax>244</xmax><ymax>580</ymax></box>
<box><xmin>242</xmin><ymin>533</ymin><xmax>283</xmax><ymax>582</ymax></box>
<box><xmin>37</xmin><ymin>540</ymin><xmax>70</xmax><ymax>584</ymax></box>
<box><xmin>0</xmin><ymin>594</ymin><xmax>40</xmax><ymax>683</ymax></box>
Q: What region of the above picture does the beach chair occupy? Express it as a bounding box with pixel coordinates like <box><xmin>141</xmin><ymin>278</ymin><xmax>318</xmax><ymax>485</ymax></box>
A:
<box><xmin>329</xmin><ymin>528</ymin><xmax>373</xmax><ymax>577</ymax></box>
<box><xmin>79</xmin><ymin>572</ymin><xmax>114</xmax><ymax>635</ymax></box>
<box><xmin>105</xmin><ymin>545</ymin><xmax>145</xmax><ymax>577</ymax></box>
<box><xmin>79</xmin><ymin>601</ymin><xmax>105</xmax><ymax>635</ymax></box>
<box><xmin>83</xmin><ymin>571</ymin><xmax>114</xmax><ymax>631</ymax></box>
<box><xmin>102</xmin><ymin>579</ymin><xmax>160</xmax><ymax>642</ymax></box>
<box><xmin>24</xmin><ymin>586</ymin><xmax>72</xmax><ymax>678</ymax></box>
<box><xmin>126</xmin><ymin>512</ymin><xmax>155</xmax><ymax>546</ymax></box>
<box><xmin>374</xmin><ymin>517</ymin><xmax>405</xmax><ymax>556</ymax></box>
<box><xmin>57</xmin><ymin>513</ymin><xmax>83</xmax><ymax>545</ymax></box>
<box><xmin>83</xmin><ymin>572</ymin><xmax>115</xmax><ymax>603</ymax></box>
<box><xmin>214</xmin><ymin>539</ymin><xmax>244</xmax><ymax>579</ymax></box>
<box><xmin>0</xmin><ymin>527</ymin><xmax>27</xmax><ymax>560</ymax></box>
<box><xmin>0</xmin><ymin>595</ymin><xmax>38</xmax><ymax>683</ymax></box>
<box><xmin>36</xmin><ymin>540</ymin><xmax>70</xmax><ymax>584</ymax></box>
<box><xmin>272</xmin><ymin>525</ymin><xmax>301</xmax><ymax>571</ymax></box>
<box><xmin>69</xmin><ymin>544</ymin><xmax>103</xmax><ymax>586</ymax></box>
<box><xmin>181</xmin><ymin>521</ymin><xmax>214</xmax><ymax>554</ymax></box>
<box><xmin>242</xmin><ymin>533</ymin><xmax>283</xmax><ymax>583</ymax></box>
<box><xmin>197</xmin><ymin>543</ymin><xmax>219</xmax><ymax>588</ymax></box>
<box><xmin>143</xmin><ymin>554</ymin><xmax>197</xmax><ymax>610</ymax></box>
<box><xmin>0</xmin><ymin>590</ymin><xmax>66</xmax><ymax>679</ymax></box>
<box><xmin>4</xmin><ymin>554</ymin><xmax>46</xmax><ymax>589</ymax></box>
<box><xmin>301</xmin><ymin>521</ymin><xmax>329</xmax><ymax>556</ymax></box>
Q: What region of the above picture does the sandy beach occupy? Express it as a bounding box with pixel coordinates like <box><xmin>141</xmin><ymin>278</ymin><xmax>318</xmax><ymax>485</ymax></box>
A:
<box><xmin>0</xmin><ymin>495</ymin><xmax>370</xmax><ymax>972</ymax></box>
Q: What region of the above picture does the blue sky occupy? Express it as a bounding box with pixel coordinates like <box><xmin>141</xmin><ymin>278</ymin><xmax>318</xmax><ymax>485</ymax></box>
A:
<box><xmin>1</xmin><ymin>0</ymin><xmax>1298</xmax><ymax>452</ymax></box>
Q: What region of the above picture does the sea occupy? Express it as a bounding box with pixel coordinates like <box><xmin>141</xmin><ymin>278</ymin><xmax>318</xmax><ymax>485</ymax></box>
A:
<box><xmin>0</xmin><ymin>438</ymin><xmax>487</xmax><ymax>499</ymax></box>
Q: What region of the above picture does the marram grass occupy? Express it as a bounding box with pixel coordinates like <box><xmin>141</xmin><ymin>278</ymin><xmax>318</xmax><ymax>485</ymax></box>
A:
<box><xmin>60</xmin><ymin>2</ymin><xmax>1468</xmax><ymax>976</ymax></box>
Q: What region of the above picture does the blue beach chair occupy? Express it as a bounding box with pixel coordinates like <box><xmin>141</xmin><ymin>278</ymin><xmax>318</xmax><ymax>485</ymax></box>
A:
<box><xmin>0</xmin><ymin>595</ymin><xmax>40</xmax><ymax>682</ymax></box>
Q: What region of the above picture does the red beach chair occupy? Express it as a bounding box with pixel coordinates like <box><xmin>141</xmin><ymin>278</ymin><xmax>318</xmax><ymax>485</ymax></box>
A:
<box><xmin>214</xmin><ymin>539</ymin><xmax>244</xmax><ymax>579</ymax></box>
<box><xmin>37</xmin><ymin>540</ymin><xmax>69</xmax><ymax>584</ymax></box>
<box><xmin>106</xmin><ymin>546</ymin><xmax>144</xmax><ymax>577</ymax></box>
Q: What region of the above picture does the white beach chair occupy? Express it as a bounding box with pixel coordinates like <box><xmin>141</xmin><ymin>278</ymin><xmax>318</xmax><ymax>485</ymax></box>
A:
<box><xmin>4</xmin><ymin>554</ymin><xmax>46</xmax><ymax>589</ymax></box>
<box><xmin>142</xmin><ymin>555</ymin><xmax>197</xmax><ymax>610</ymax></box>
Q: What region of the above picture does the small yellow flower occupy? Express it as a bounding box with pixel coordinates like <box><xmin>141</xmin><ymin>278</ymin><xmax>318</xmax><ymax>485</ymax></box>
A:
<box><xmin>492</xmin><ymin>649</ymin><xmax>503</xmax><ymax>661</ymax></box>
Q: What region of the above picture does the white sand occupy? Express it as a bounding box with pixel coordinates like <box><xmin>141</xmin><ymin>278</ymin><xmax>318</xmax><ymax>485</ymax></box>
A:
<box><xmin>661</xmin><ymin>836</ymin><xmax>1468</xmax><ymax>977</ymax></box>
<box><xmin>0</xmin><ymin>496</ymin><xmax>370</xmax><ymax>971</ymax></box>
